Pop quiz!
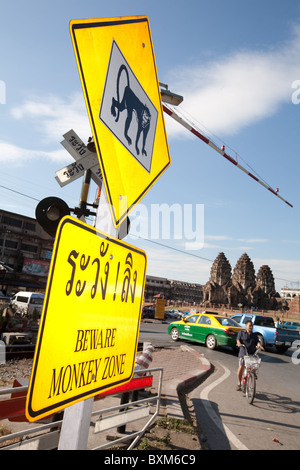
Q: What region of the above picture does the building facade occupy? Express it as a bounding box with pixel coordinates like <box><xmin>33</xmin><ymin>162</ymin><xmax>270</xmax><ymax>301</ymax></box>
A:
<box><xmin>144</xmin><ymin>275</ymin><xmax>171</xmax><ymax>300</ymax></box>
<box><xmin>280</xmin><ymin>288</ymin><xmax>300</xmax><ymax>301</ymax></box>
<box><xmin>144</xmin><ymin>275</ymin><xmax>203</xmax><ymax>305</ymax></box>
<box><xmin>169</xmin><ymin>279</ymin><xmax>203</xmax><ymax>304</ymax></box>
<box><xmin>0</xmin><ymin>209</ymin><xmax>53</xmax><ymax>293</ymax></box>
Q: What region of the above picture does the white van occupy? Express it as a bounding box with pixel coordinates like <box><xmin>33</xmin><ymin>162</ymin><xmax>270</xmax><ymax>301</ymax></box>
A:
<box><xmin>10</xmin><ymin>292</ymin><xmax>45</xmax><ymax>316</ymax></box>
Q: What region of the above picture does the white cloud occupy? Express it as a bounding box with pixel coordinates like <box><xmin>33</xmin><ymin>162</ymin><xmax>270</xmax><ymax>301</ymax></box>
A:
<box><xmin>143</xmin><ymin>245</ymin><xmax>211</xmax><ymax>284</ymax></box>
<box><xmin>11</xmin><ymin>92</ymin><xmax>91</xmax><ymax>144</ymax></box>
<box><xmin>253</xmin><ymin>258</ymin><xmax>300</xmax><ymax>291</ymax></box>
<box><xmin>5</xmin><ymin>25</ymin><xmax>300</xmax><ymax>168</ymax></box>
<box><xmin>11</xmin><ymin>101</ymin><xmax>57</xmax><ymax>120</ymax></box>
<box><xmin>1</xmin><ymin>92</ymin><xmax>91</xmax><ymax>165</ymax></box>
<box><xmin>206</xmin><ymin>235</ymin><xmax>268</xmax><ymax>243</ymax></box>
<box><xmin>165</xmin><ymin>25</ymin><xmax>300</xmax><ymax>138</ymax></box>
<box><xmin>0</xmin><ymin>140</ymin><xmax>66</xmax><ymax>163</ymax></box>
<box><xmin>254</xmin><ymin>258</ymin><xmax>300</xmax><ymax>276</ymax></box>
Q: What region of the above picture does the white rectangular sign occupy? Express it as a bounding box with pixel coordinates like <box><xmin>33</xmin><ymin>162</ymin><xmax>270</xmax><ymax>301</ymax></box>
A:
<box><xmin>58</xmin><ymin>129</ymin><xmax>103</xmax><ymax>187</ymax></box>
<box><xmin>61</xmin><ymin>129</ymin><xmax>89</xmax><ymax>159</ymax></box>
<box><xmin>55</xmin><ymin>153</ymin><xmax>102</xmax><ymax>187</ymax></box>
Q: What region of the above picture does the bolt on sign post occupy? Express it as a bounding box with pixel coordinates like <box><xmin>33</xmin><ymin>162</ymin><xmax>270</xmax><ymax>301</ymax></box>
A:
<box><xmin>69</xmin><ymin>16</ymin><xmax>171</xmax><ymax>228</ymax></box>
<box><xmin>25</xmin><ymin>216</ymin><xmax>147</xmax><ymax>422</ymax></box>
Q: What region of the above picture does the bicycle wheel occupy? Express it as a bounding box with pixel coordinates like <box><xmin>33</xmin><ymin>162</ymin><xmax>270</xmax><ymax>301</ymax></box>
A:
<box><xmin>245</xmin><ymin>372</ymin><xmax>256</xmax><ymax>404</ymax></box>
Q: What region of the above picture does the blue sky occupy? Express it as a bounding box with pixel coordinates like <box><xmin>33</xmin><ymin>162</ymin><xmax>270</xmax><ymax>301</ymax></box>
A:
<box><xmin>0</xmin><ymin>0</ymin><xmax>300</xmax><ymax>293</ymax></box>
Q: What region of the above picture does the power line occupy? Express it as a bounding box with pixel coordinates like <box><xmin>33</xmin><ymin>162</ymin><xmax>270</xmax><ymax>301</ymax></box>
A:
<box><xmin>0</xmin><ymin>183</ymin><xmax>297</xmax><ymax>285</ymax></box>
<box><xmin>131</xmin><ymin>234</ymin><xmax>214</xmax><ymax>263</ymax></box>
<box><xmin>0</xmin><ymin>184</ymin><xmax>40</xmax><ymax>202</ymax></box>
<box><xmin>132</xmin><ymin>235</ymin><xmax>297</xmax><ymax>285</ymax></box>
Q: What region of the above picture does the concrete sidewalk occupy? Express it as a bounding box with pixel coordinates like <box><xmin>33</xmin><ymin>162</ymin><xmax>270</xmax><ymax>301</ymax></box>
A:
<box><xmin>149</xmin><ymin>345</ymin><xmax>211</xmax><ymax>420</ymax></box>
<box><xmin>87</xmin><ymin>344</ymin><xmax>212</xmax><ymax>449</ymax></box>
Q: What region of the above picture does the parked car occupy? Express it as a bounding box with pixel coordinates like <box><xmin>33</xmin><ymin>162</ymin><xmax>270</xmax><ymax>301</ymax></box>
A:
<box><xmin>164</xmin><ymin>310</ymin><xmax>181</xmax><ymax>319</ymax></box>
<box><xmin>142</xmin><ymin>307</ymin><xmax>155</xmax><ymax>319</ymax></box>
<box><xmin>10</xmin><ymin>291</ymin><xmax>44</xmax><ymax>316</ymax></box>
<box><xmin>282</xmin><ymin>321</ymin><xmax>300</xmax><ymax>330</ymax></box>
<box><xmin>168</xmin><ymin>312</ymin><xmax>243</xmax><ymax>350</ymax></box>
<box><xmin>177</xmin><ymin>311</ymin><xmax>189</xmax><ymax>319</ymax></box>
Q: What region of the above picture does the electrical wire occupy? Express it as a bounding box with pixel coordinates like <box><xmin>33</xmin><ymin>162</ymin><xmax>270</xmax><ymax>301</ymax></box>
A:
<box><xmin>0</xmin><ymin>184</ymin><xmax>40</xmax><ymax>202</ymax></box>
<box><xmin>130</xmin><ymin>234</ymin><xmax>214</xmax><ymax>263</ymax></box>
<box><xmin>0</xmin><ymin>182</ymin><xmax>296</xmax><ymax>285</ymax></box>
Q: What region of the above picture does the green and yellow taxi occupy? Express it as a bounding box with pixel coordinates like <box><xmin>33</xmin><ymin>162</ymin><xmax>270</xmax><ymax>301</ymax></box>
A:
<box><xmin>168</xmin><ymin>312</ymin><xmax>244</xmax><ymax>350</ymax></box>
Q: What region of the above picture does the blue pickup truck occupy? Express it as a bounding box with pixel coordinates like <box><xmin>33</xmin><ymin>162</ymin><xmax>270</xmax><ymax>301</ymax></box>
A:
<box><xmin>231</xmin><ymin>313</ymin><xmax>300</xmax><ymax>353</ymax></box>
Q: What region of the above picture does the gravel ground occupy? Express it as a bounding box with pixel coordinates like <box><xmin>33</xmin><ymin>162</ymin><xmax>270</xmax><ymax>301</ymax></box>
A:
<box><xmin>0</xmin><ymin>358</ymin><xmax>33</xmax><ymax>386</ymax></box>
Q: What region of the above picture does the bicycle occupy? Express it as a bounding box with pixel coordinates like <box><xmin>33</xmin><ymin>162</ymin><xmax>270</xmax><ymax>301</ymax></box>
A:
<box><xmin>240</xmin><ymin>345</ymin><xmax>261</xmax><ymax>404</ymax></box>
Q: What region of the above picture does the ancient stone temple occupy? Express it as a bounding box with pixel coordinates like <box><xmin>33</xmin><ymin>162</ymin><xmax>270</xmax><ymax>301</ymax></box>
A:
<box><xmin>256</xmin><ymin>265</ymin><xmax>276</xmax><ymax>295</ymax></box>
<box><xmin>229</xmin><ymin>253</ymin><xmax>256</xmax><ymax>306</ymax></box>
<box><xmin>232</xmin><ymin>253</ymin><xmax>256</xmax><ymax>291</ymax></box>
<box><xmin>203</xmin><ymin>252</ymin><xmax>232</xmax><ymax>305</ymax></box>
<box><xmin>254</xmin><ymin>265</ymin><xmax>278</xmax><ymax>309</ymax></box>
<box><xmin>203</xmin><ymin>252</ymin><xmax>279</xmax><ymax>308</ymax></box>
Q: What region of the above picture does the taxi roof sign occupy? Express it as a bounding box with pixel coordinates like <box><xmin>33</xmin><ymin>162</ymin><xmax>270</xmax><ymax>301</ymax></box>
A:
<box><xmin>70</xmin><ymin>16</ymin><xmax>170</xmax><ymax>227</ymax></box>
<box><xmin>26</xmin><ymin>216</ymin><xmax>147</xmax><ymax>422</ymax></box>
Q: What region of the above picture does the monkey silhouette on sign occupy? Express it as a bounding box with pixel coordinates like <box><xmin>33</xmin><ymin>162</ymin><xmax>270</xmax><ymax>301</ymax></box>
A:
<box><xmin>111</xmin><ymin>64</ymin><xmax>151</xmax><ymax>156</ymax></box>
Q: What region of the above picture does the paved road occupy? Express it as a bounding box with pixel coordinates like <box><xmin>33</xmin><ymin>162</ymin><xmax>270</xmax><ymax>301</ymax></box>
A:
<box><xmin>139</xmin><ymin>319</ymin><xmax>173</xmax><ymax>347</ymax></box>
<box><xmin>139</xmin><ymin>320</ymin><xmax>300</xmax><ymax>450</ymax></box>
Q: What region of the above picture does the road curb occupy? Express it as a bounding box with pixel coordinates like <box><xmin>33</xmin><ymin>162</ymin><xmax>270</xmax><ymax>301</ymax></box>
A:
<box><xmin>163</xmin><ymin>345</ymin><xmax>212</xmax><ymax>421</ymax></box>
<box><xmin>177</xmin><ymin>345</ymin><xmax>212</xmax><ymax>393</ymax></box>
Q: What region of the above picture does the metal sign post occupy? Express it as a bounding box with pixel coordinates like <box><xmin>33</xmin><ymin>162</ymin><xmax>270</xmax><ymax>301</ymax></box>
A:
<box><xmin>58</xmin><ymin>168</ymin><xmax>94</xmax><ymax>450</ymax></box>
<box><xmin>58</xmin><ymin>170</ymin><xmax>115</xmax><ymax>450</ymax></box>
<box><xmin>58</xmin><ymin>396</ymin><xmax>94</xmax><ymax>450</ymax></box>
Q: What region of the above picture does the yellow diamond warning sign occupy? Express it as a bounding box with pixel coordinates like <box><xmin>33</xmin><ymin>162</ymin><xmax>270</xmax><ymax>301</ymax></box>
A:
<box><xmin>70</xmin><ymin>16</ymin><xmax>171</xmax><ymax>228</ymax></box>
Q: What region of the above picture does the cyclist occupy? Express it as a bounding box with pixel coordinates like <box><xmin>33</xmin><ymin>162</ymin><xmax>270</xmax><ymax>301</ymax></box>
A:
<box><xmin>236</xmin><ymin>320</ymin><xmax>264</xmax><ymax>391</ymax></box>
